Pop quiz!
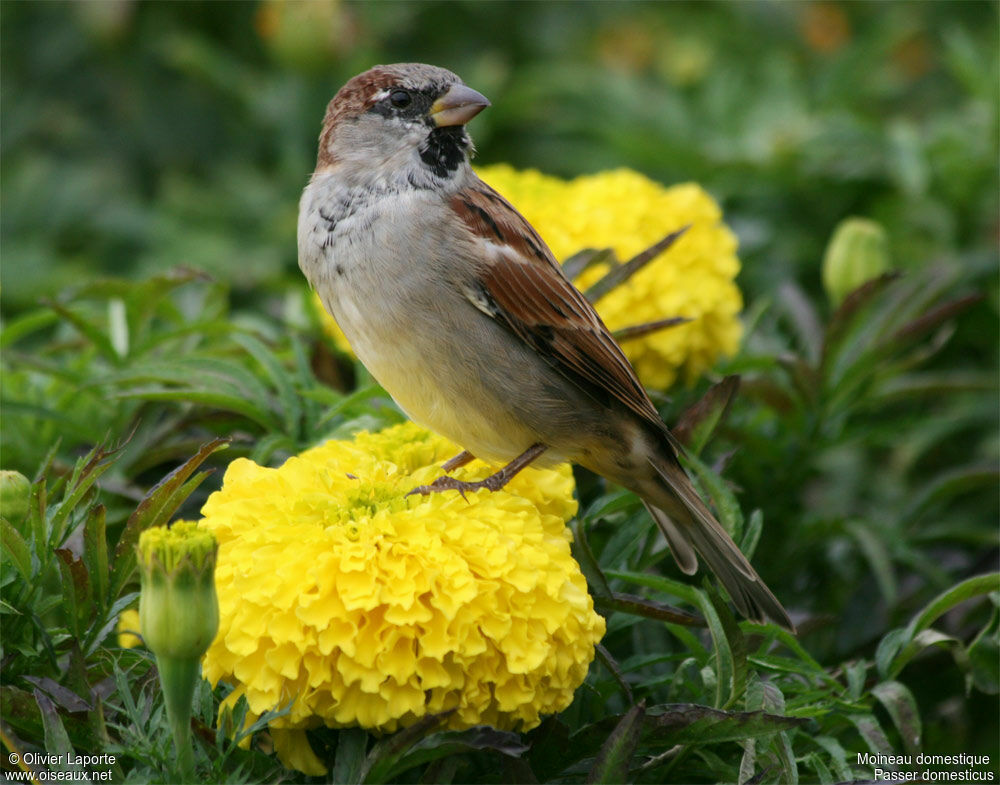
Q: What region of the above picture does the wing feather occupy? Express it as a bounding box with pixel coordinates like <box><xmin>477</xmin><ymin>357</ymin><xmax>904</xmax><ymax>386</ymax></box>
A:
<box><xmin>450</xmin><ymin>179</ymin><xmax>665</xmax><ymax>432</ymax></box>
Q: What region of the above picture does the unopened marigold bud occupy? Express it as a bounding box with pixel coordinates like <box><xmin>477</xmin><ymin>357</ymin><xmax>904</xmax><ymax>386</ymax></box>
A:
<box><xmin>822</xmin><ymin>217</ymin><xmax>891</xmax><ymax>306</ymax></box>
<box><xmin>0</xmin><ymin>470</ymin><xmax>31</xmax><ymax>526</ymax></box>
<box><xmin>138</xmin><ymin>520</ymin><xmax>219</xmax><ymax>777</ymax></box>
<box><xmin>138</xmin><ymin>521</ymin><xmax>219</xmax><ymax>659</ymax></box>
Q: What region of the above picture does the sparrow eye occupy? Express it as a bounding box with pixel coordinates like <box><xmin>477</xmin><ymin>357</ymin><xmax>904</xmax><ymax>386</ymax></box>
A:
<box><xmin>389</xmin><ymin>89</ymin><xmax>412</xmax><ymax>108</ymax></box>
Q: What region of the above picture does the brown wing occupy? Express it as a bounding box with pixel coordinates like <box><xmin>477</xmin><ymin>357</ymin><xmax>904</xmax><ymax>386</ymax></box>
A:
<box><xmin>450</xmin><ymin>178</ymin><xmax>667</xmax><ymax>434</ymax></box>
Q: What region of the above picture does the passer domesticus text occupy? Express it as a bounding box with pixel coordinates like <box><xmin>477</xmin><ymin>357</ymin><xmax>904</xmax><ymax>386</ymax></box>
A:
<box><xmin>298</xmin><ymin>63</ymin><xmax>793</xmax><ymax>629</ymax></box>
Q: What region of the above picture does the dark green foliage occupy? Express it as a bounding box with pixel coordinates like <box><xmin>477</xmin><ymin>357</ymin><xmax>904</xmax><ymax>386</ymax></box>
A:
<box><xmin>2</xmin><ymin>2</ymin><xmax>997</xmax><ymax>784</ymax></box>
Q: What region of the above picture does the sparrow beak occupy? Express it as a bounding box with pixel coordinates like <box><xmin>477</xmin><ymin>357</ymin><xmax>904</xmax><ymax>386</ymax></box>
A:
<box><xmin>430</xmin><ymin>84</ymin><xmax>490</xmax><ymax>127</ymax></box>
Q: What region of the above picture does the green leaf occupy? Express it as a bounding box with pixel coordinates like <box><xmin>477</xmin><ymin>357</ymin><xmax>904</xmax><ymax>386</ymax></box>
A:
<box><xmin>571</xmin><ymin>518</ymin><xmax>613</xmax><ymax>599</ymax></box>
<box><xmin>82</xmin><ymin>504</ymin><xmax>109</xmax><ymax>605</ymax></box>
<box><xmin>871</xmin><ymin>681</ymin><xmax>921</xmax><ymax>755</ymax></box>
<box><xmin>902</xmin><ymin>466</ymin><xmax>1000</xmax><ymax>521</ymax></box>
<box><xmin>48</xmin><ymin>445</ymin><xmax>119</xmax><ymax>550</ymax></box>
<box><xmin>233</xmin><ymin>332</ymin><xmax>302</xmax><ymax>436</ymax></box>
<box><xmin>682</xmin><ymin>453</ymin><xmax>743</xmax><ymax>542</ymax></box>
<box><xmin>109</xmin><ymin>438</ymin><xmax>228</xmax><ymax>599</ymax></box>
<box><xmin>361</xmin><ymin>713</ymin><xmax>450</xmax><ymax>784</ymax></box>
<box><xmin>594</xmin><ymin>592</ymin><xmax>704</xmax><ymax>627</ymax></box>
<box><xmin>740</xmin><ymin>510</ymin><xmax>764</xmax><ymax>560</ymax></box>
<box><xmin>672</xmin><ymin>375</ymin><xmax>740</xmax><ymax>454</ymax></box>
<box><xmin>906</xmin><ymin>573</ymin><xmax>1000</xmax><ymax>638</ymax></box>
<box><xmin>809</xmin><ymin>735</ymin><xmax>853</xmax><ymax>782</ymax></box>
<box><xmin>848</xmin><ymin>713</ymin><xmax>893</xmax><ymax>755</ymax></box>
<box><xmin>380</xmin><ymin>727</ymin><xmax>529</xmax><ymax>783</ymax></box>
<box><xmin>34</xmin><ymin>690</ymin><xmax>78</xmax><ymax>770</ymax></box>
<box><xmin>43</xmin><ymin>299</ymin><xmax>121</xmax><ymax>365</ymax></box>
<box><xmin>967</xmin><ymin>600</ymin><xmax>1000</xmax><ymax>694</ymax></box>
<box><xmin>845</xmin><ymin>519</ymin><xmax>897</xmax><ymax>605</ymax></box>
<box><xmin>875</xmin><ymin>629</ymin><xmax>908</xmax><ymax>680</ymax></box>
<box><xmin>0</xmin><ymin>307</ymin><xmax>60</xmax><ymax>348</ymax></box>
<box><xmin>586</xmin><ymin>700</ymin><xmax>645</xmax><ymax>784</ymax></box>
<box><xmin>332</xmin><ymin>727</ymin><xmax>369</xmax><ymax>785</ymax></box>
<box><xmin>54</xmin><ymin>548</ymin><xmax>91</xmax><ymax>637</ymax></box>
<box><xmin>706</xmin><ymin>587</ymin><xmax>747</xmax><ymax>709</ymax></box>
<box><xmin>595</xmin><ymin>644</ymin><xmax>634</xmax><ymax>703</ymax></box>
<box><xmin>890</xmin><ymin>628</ymin><xmax>969</xmax><ymax>681</ymax></box>
<box><xmin>646</xmin><ymin>703</ymin><xmax>805</xmax><ymax>746</ymax></box>
<box><xmin>1</xmin><ymin>518</ymin><xmax>33</xmax><ymax>581</ymax></box>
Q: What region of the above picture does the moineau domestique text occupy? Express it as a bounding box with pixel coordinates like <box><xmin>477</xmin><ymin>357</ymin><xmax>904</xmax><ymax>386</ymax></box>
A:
<box><xmin>859</xmin><ymin>754</ymin><xmax>991</xmax><ymax>767</ymax></box>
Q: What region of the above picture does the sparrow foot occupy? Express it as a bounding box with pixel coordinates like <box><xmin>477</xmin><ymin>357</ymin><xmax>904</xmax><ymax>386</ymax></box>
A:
<box><xmin>405</xmin><ymin>443</ymin><xmax>548</xmax><ymax>501</ymax></box>
<box><xmin>441</xmin><ymin>450</ymin><xmax>474</xmax><ymax>473</ymax></box>
<box><xmin>405</xmin><ymin>474</ymin><xmax>503</xmax><ymax>501</ymax></box>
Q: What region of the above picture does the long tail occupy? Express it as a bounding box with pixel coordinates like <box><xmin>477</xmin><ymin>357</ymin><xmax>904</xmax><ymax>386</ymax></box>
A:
<box><xmin>645</xmin><ymin>457</ymin><xmax>794</xmax><ymax>631</ymax></box>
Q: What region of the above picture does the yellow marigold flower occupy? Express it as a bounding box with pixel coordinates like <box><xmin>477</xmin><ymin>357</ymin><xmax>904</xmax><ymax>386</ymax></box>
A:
<box><xmin>312</xmin><ymin>166</ymin><xmax>742</xmax><ymax>389</ymax></box>
<box><xmin>200</xmin><ymin>422</ymin><xmax>604</xmax><ymax>768</ymax></box>
<box><xmin>476</xmin><ymin>165</ymin><xmax>743</xmax><ymax>389</ymax></box>
<box><xmin>117</xmin><ymin>608</ymin><xmax>142</xmax><ymax>649</ymax></box>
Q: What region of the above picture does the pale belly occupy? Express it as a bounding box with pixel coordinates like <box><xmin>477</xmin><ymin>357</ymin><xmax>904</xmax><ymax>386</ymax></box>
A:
<box><xmin>299</xmin><ymin>180</ymin><xmax>600</xmax><ymax>468</ymax></box>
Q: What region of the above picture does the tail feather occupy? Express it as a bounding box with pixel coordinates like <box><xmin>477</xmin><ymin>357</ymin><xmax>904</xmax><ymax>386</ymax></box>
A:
<box><xmin>646</xmin><ymin>457</ymin><xmax>794</xmax><ymax>631</ymax></box>
<box><xmin>644</xmin><ymin>502</ymin><xmax>697</xmax><ymax>575</ymax></box>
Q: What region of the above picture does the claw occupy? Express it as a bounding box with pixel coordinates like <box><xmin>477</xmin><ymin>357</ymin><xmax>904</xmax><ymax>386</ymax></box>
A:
<box><xmin>406</xmin><ymin>474</ymin><xmax>478</xmax><ymax>501</ymax></box>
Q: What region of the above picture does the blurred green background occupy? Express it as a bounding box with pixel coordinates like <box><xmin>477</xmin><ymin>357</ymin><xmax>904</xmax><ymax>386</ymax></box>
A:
<box><xmin>2</xmin><ymin>2</ymin><xmax>999</xmax><ymax>778</ymax></box>
<box><xmin>2</xmin><ymin>0</ymin><xmax>996</xmax><ymax>309</ymax></box>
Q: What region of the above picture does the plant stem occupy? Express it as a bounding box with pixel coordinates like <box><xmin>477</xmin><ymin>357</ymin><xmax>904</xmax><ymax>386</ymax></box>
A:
<box><xmin>157</xmin><ymin>656</ymin><xmax>199</xmax><ymax>778</ymax></box>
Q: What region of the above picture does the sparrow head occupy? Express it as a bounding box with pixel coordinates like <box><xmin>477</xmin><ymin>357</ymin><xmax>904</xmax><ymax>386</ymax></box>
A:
<box><xmin>315</xmin><ymin>63</ymin><xmax>490</xmax><ymax>188</ymax></box>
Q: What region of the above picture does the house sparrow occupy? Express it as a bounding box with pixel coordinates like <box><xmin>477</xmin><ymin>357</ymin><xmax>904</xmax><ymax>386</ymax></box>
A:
<box><xmin>298</xmin><ymin>63</ymin><xmax>793</xmax><ymax>630</ymax></box>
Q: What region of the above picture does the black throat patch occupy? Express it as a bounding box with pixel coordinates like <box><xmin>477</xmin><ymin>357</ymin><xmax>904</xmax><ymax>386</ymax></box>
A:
<box><xmin>419</xmin><ymin>126</ymin><xmax>469</xmax><ymax>178</ymax></box>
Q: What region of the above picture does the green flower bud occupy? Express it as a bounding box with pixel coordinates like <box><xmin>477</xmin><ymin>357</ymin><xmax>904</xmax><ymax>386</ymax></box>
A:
<box><xmin>138</xmin><ymin>521</ymin><xmax>219</xmax><ymax>660</ymax></box>
<box><xmin>137</xmin><ymin>521</ymin><xmax>219</xmax><ymax>777</ymax></box>
<box><xmin>0</xmin><ymin>470</ymin><xmax>31</xmax><ymax>526</ymax></box>
<box><xmin>822</xmin><ymin>217</ymin><xmax>891</xmax><ymax>306</ymax></box>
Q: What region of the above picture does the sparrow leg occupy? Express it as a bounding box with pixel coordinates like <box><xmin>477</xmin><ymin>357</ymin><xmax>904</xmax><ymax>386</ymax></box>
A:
<box><xmin>441</xmin><ymin>450</ymin><xmax>474</xmax><ymax>472</ymax></box>
<box><xmin>407</xmin><ymin>443</ymin><xmax>547</xmax><ymax>499</ymax></box>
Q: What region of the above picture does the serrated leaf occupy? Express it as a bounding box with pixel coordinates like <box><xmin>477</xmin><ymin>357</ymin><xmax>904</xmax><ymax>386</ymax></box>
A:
<box><xmin>586</xmin><ymin>701</ymin><xmax>645</xmax><ymax>784</ymax></box>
